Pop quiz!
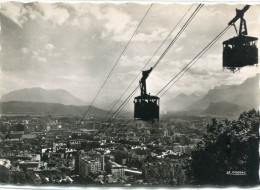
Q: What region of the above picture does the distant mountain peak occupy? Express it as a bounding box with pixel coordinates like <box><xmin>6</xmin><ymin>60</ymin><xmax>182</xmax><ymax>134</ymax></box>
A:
<box><xmin>162</xmin><ymin>92</ymin><xmax>201</xmax><ymax>112</ymax></box>
<box><xmin>189</xmin><ymin>75</ymin><xmax>259</xmax><ymax>112</ymax></box>
<box><xmin>204</xmin><ymin>101</ymin><xmax>243</xmax><ymax>116</ymax></box>
<box><xmin>175</xmin><ymin>93</ymin><xmax>200</xmax><ymax>99</ymax></box>
<box><xmin>213</xmin><ymin>84</ymin><xmax>232</xmax><ymax>90</ymax></box>
<box><xmin>1</xmin><ymin>101</ymin><xmax>106</xmax><ymax>116</ymax></box>
<box><xmin>1</xmin><ymin>87</ymin><xmax>86</xmax><ymax>106</ymax></box>
<box><xmin>241</xmin><ymin>73</ymin><xmax>259</xmax><ymax>86</ymax></box>
<box><xmin>176</xmin><ymin>93</ymin><xmax>188</xmax><ymax>98</ymax></box>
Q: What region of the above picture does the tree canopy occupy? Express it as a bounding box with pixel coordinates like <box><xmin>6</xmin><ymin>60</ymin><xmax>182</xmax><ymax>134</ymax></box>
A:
<box><xmin>189</xmin><ymin>109</ymin><xmax>259</xmax><ymax>185</ymax></box>
<box><xmin>0</xmin><ymin>165</ymin><xmax>11</xmax><ymax>183</ymax></box>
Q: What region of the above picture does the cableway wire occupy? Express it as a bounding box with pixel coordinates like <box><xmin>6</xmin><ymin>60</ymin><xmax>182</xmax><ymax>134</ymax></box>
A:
<box><xmin>101</xmin><ymin>4</ymin><xmax>195</xmax><ymax>122</ymax></box>
<box><xmin>93</xmin><ymin>86</ymin><xmax>139</xmax><ymax>137</ymax></box>
<box><xmin>78</xmin><ymin>4</ymin><xmax>153</xmax><ymax>123</ymax></box>
<box><xmin>157</xmin><ymin>25</ymin><xmax>231</xmax><ymax>97</ymax></box>
<box><xmin>95</xmin><ymin>4</ymin><xmax>204</xmax><ymax>136</ymax></box>
<box><xmin>153</xmin><ymin>4</ymin><xmax>204</xmax><ymax>69</ymax></box>
<box><xmin>105</xmin><ymin>4</ymin><xmax>203</xmax><ymax>124</ymax></box>
<box><xmin>115</xmin><ymin>25</ymin><xmax>231</xmax><ymax>137</ymax></box>
<box><xmin>97</xmin><ymin>4</ymin><xmax>204</xmax><ymax>136</ymax></box>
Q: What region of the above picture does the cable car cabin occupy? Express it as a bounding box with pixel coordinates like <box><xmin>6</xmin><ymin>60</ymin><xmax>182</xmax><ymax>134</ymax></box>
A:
<box><xmin>134</xmin><ymin>67</ymin><xmax>160</xmax><ymax>122</ymax></box>
<box><xmin>223</xmin><ymin>5</ymin><xmax>258</xmax><ymax>72</ymax></box>
<box><xmin>134</xmin><ymin>95</ymin><xmax>159</xmax><ymax>122</ymax></box>
<box><xmin>223</xmin><ymin>35</ymin><xmax>258</xmax><ymax>72</ymax></box>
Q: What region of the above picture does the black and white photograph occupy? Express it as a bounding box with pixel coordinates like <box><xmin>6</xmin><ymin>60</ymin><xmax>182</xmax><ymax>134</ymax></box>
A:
<box><xmin>0</xmin><ymin>1</ymin><xmax>259</xmax><ymax>187</ymax></box>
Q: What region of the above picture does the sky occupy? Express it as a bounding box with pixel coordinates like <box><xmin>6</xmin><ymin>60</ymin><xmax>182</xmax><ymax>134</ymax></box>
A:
<box><xmin>0</xmin><ymin>2</ymin><xmax>259</xmax><ymax>109</ymax></box>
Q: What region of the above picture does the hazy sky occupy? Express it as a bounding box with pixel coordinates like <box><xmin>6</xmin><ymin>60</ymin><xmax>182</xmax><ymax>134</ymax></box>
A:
<box><xmin>0</xmin><ymin>2</ymin><xmax>259</xmax><ymax>108</ymax></box>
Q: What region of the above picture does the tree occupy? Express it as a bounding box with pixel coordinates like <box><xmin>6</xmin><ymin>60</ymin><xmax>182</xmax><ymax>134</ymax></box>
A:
<box><xmin>189</xmin><ymin>109</ymin><xmax>259</xmax><ymax>185</ymax></box>
<box><xmin>0</xmin><ymin>165</ymin><xmax>11</xmax><ymax>183</ymax></box>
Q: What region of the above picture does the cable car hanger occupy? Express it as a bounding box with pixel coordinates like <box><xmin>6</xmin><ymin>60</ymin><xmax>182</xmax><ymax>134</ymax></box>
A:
<box><xmin>228</xmin><ymin>5</ymin><xmax>250</xmax><ymax>36</ymax></box>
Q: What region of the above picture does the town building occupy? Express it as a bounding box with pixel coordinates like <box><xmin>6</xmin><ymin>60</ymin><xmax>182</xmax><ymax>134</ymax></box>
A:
<box><xmin>79</xmin><ymin>156</ymin><xmax>102</xmax><ymax>179</ymax></box>
<box><xmin>106</xmin><ymin>161</ymin><xmax>126</xmax><ymax>178</ymax></box>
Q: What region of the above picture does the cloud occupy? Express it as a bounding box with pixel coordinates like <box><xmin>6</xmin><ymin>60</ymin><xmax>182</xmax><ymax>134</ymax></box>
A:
<box><xmin>45</xmin><ymin>43</ymin><xmax>55</xmax><ymax>50</ymax></box>
<box><xmin>39</xmin><ymin>3</ymin><xmax>70</xmax><ymax>26</ymax></box>
<box><xmin>1</xmin><ymin>2</ymin><xmax>70</xmax><ymax>27</ymax></box>
<box><xmin>0</xmin><ymin>2</ymin><xmax>28</xmax><ymax>27</ymax></box>
<box><xmin>30</xmin><ymin>44</ymin><xmax>60</xmax><ymax>60</ymax></box>
<box><xmin>88</xmin><ymin>6</ymin><xmax>138</xmax><ymax>42</ymax></box>
<box><xmin>174</xmin><ymin>46</ymin><xmax>184</xmax><ymax>53</ymax></box>
<box><xmin>130</xmin><ymin>28</ymin><xmax>169</xmax><ymax>43</ymax></box>
<box><xmin>120</xmin><ymin>55</ymin><xmax>150</xmax><ymax>68</ymax></box>
<box><xmin>37</xmin><ymin>57</ymin><xmax>47</xmax><ymax>63</ymax></box>
<box><xmin>21</xmin><ymin>47</ymin><xmax>29</xmax><ymax>54</ymax></box>
<box><xmin>56</xmin><ymin>75</ymin><xmax>81</xmax><ymax>82</ymax></box>
<box><xmin>188</xmin><ymin>67</ymin><xmax>209</xmax><ymax>75</ymax></box>
<box><xmin>104</xmin><ymin>8</ymin><xmax>133</xmax><ymax>35</ymax></box>
<box><xmin>71</xmin><ymin>18</ymin><xmax>80</xmax><ymax>26</ymax></box>
<box><xmin>110</xmin><ymin>71</ymin><xmax>138</xmax><ymax>84</ymax></box>
<box><xmin>32</xmin><ymin>50</ymin><xmax>39</xmax><ymax>56</ymax></box>
<box><xmin>31</xmin><ymin>54</ymin><xmax>47</xmax><ymax>63</ymax></box>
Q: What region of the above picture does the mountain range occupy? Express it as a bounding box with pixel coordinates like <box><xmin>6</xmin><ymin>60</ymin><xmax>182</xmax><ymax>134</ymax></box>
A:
<box><xmin>204</xmin><ymin>102</ymin><xmax>244</xmax><ymax>116</ymax></box>
<box><xmin>162</xmin><ymin>93</ymin><xmax>201</xmax><ymax>112</ymax></box>
<box><xmin>162</xmin><ymin>74</ymin><xmax>259</xmax><ymax>116</ymax></box>
<box><xmin>0</xmin><ymin>101</ymin><xmax>106</xmax><ymax>116</ymax></box>
<box><xmin>1</xmin><ymin>74</ymin><xmax>259</xmax><ymax>116</ymax></box>
<box><xmin>189</xmin><ymin>74</ymin><xmax>259</xmax><ymax>112</ymax></box>
<box><xmin>1</xmin><ymin>87</ymin><xmax>87</xmax><ymax>106</ymax></box>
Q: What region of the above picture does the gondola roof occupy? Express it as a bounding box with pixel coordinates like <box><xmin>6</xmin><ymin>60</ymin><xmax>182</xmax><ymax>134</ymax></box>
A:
<box><xmin>134</xmin><ymin>94</ymin><xmax>159</xmax><ymax>99</ymax></box>
<box><xmin>223</xmin><ymin>35</ymin><xmax>258</xmax><ymax>45</ymax></box>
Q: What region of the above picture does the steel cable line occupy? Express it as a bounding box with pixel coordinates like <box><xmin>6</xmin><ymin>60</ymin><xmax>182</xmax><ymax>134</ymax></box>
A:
<box><xmin>101</xmin><ymin>4</ymin><xmax>195</xmax><ymax>122</ymax></box>
<box><xmin>99</xmin><ymin>4</ymin><xmax>203</xmax><ymax>130</ymax></box>
<box><xmin>153</xmin><ymin>4</ymin><xmax>204</xmax><ymax>69</ymax></box>
<box><xmin>157</xmin><ymin>25</ymin><xmax>231</xmax><ymax>97</ymax></box>
<box><xmin>94</xmin><ymin>86</ymin><xmax>139</xmax><ymax>136</ymax></box>
<box><xmin>99</xmin><ymin>4</ymin><xmax>204</xmax><ymax>135</ymax></box>
<box><xmin>114</xmin><ymin>25</ymin><xmax>231</xmax><ymax>137</ymax></box>
<box><xmin>114</xmin><ymin>117</ymin><xmax>134</xmax><ymax>136</ymax></box>
<box><xmin>79</xmin><ymin>4</ymin><xmax>153</xmax><ymax>123</ymax></box>
<box><xmin>151</xmin><ymin>26</ymin><xmax>232</xmax><ymax>142</ymax></box>
<box><xmin>105</xmin><ymin>86</ymin><xmax>139</xmax><ymax>124</ymax></box>
<box><xmin>96</xmin><ymin>4</ymin><xmax>204</xmax><ymax>135</ymax></box>
<box><xmin>107</xmin><ymin>4</ymin><xmax>203</xmax><ymax>122</ymax></box>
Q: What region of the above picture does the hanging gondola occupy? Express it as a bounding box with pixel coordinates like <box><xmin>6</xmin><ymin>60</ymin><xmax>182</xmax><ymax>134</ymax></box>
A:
<box><xmin>134</xmin><ymin>67</ymin><xmax>159</xmax><ymax>122</ymax></box>
<box><xmin>223</xmin><ymin>5</ymin><xmax>258</xmax><ymax>72</ymax></box>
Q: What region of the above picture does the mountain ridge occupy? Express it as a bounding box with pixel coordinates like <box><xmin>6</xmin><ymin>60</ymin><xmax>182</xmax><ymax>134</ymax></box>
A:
<box><xmin>1</xmin><ymin>87</ymin><xmax>87</xmax><ymax>106</ymax></box>
<box><xmin>203</xmin><ymin>101</ymin><xmax>244</xmax><ymax>116</ymax></box>
<box><xmin>188</xmin><ymin>74</ymin><xmax>259</xmax><ymax>111</ymax></box>
<box><xmin>162</xmin><ymin>74</ymin><xmax>259</xmax><ymax>116</ymax></box>
<box><xmin>162</xmin><ymin>93</ymin><xmax>201</xmax><ymax>112</ymax></box>
<box><xmin>0</xmin><ymin>101</ymin><xmax>106</xmax><ymax>116</ymax></box>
